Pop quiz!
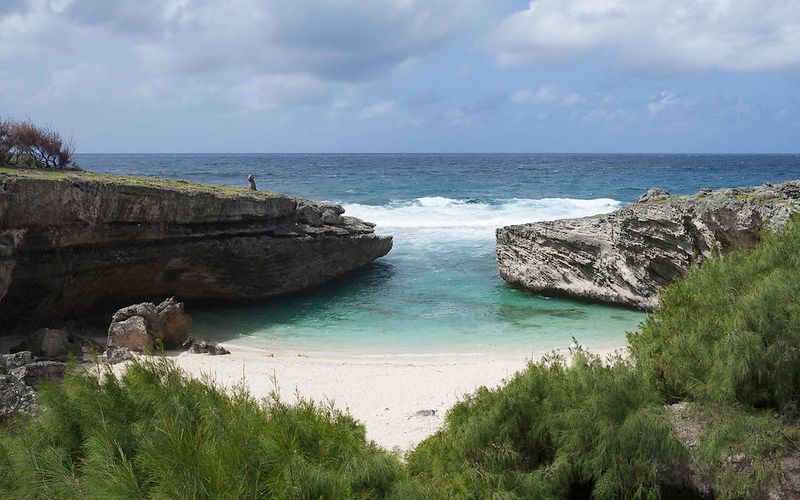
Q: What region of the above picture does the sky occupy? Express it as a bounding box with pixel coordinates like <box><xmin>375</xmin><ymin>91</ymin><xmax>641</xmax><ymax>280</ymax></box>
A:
<box><xmin>1</xmin><ymin>0</ymin><xmax>799</xmax><ymax>153</ymax></box>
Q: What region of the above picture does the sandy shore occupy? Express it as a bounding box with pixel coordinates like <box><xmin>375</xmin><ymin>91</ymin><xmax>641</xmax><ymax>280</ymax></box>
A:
<box><xmin>136</xmin><ymin>345</ymin><xmax>531</xmax><ymax>453</ymax></box>
<box><xmin>126</xmin><ymin>344</ymin><xmax>622</xmax><ymax>453</ymax></box>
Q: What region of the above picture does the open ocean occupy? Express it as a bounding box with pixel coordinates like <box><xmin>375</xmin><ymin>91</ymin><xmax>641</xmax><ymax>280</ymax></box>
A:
<box><xmin>76</xmin><ymin>153</ymin><xmax>800</xmax><ymax>356</ymax></box>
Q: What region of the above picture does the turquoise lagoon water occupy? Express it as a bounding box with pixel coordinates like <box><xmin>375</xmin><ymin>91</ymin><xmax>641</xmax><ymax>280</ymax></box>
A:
<box><xmin>77</xmin><ymin>154</ymin><xmax>800</xmax><ymax>356</ymax></box>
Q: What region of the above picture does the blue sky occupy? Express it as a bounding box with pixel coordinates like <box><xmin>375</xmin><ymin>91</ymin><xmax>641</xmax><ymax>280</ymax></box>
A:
<box><xmin>1</xmin><ymin>0</ymin><xmax>799</xmax><ymax>153</ymax></box>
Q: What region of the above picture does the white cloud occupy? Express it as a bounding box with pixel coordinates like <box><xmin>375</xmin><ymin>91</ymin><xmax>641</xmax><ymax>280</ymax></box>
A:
<box><xmin>2</xmin><ymin>0</ymin><xmax>491</xmax><ymax>80</ymax></box>
<box><xmin>511</xmin><ymin>84</ymin><xmax>584</xmax><ymax>106</ymax></box>
<box><xmin>491</xmin><ymin>0</ymin><xmax>800</xmax><ymax>75</ymax></box>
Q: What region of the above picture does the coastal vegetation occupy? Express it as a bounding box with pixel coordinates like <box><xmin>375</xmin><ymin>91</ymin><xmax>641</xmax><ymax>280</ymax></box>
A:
<box><xmin>0</xmin><ymin>166</ymin><xmax>282</xmax><ymax>198</ymax></box>
<box><xmin>0</xmin><ymin>118</ymin><xmax>76</xmax><ymax>170</ymax></box>
<box><xmin>0</xmin><ymin>359</ymin><xmax>412</xmax><ymax>499</ymax></box>
<box><xmin>2</xmin><ymin>218</ymin><xmax>799</xmax><ymax>498</ymax></box>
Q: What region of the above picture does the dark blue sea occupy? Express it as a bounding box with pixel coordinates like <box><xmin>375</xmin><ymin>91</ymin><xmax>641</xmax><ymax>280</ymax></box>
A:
<box><xmin>76</xmin><ymin>154</ymin><xmax>800</xmax><ymax>356</ymax></box>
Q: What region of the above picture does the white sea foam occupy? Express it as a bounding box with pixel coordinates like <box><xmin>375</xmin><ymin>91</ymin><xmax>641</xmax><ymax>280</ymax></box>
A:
<box><xmin>343</xmin><ymin>197</ymin><xmax>622</xmax><ymax>241</ymax></box>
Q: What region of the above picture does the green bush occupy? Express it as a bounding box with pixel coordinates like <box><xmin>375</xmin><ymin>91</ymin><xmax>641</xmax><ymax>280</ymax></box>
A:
<box><xmin>0</xmin><ymin>359</ymin><xmax>408</xmax><ymax>499</ymax></box>
<box><xmin>407</xmin><ymin>348</ymin><xmax>685</xmax><ymax>499</ymax></box>
<box><xmin>629</xmin><ymin>217</ymin><xmax>800</xmax><ymax>412</ymax></box>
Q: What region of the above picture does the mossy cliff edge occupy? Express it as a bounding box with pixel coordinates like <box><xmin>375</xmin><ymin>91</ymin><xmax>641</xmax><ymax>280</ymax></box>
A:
<box><xmin>0</xmin><ymin>168</ymin><xmax>392</xmax><ymax>334</ymax></box>
<box><xmin>496</xmin><ymin>180</ymin><xmax>800</xmax><ymax>310</ymax></box>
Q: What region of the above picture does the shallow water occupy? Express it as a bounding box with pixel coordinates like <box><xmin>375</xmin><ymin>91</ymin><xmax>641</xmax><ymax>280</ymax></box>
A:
<box><xmin>77</xmin><ymin>153</ymin><xmax>800</xmax><ymax>355</ymax></box>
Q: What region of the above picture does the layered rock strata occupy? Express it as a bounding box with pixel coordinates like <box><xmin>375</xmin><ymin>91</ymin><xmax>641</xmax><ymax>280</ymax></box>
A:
<box><xmin>0</xmin><ymin>169</ymin><xmax>392</xmax><ymax>334</ymax></box>
<box><xmin>496</xmin><ymin>181</ymin><xmax>800</xmax><ymax>310</ymax></box>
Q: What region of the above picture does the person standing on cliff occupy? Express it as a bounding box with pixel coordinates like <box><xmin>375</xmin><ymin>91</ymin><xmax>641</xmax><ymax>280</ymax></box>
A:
<box><xmin>248</xmin><ymin>174</ymin><xmax>257</xmax><ymax>191</ymax></box>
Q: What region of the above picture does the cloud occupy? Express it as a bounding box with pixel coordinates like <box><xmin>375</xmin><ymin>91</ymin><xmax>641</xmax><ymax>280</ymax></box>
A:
<box><xmin>0</xmin><ymin>0</ymin><xmax>67</xmax><ymax>58</ymax></box>
<box><xmin>511</xmin><ymin>84</ymin><xmax>584</xmax><ymax>106</ymax></box>
<box><xmin>3</xmin><ymin>0</ymin><xmax>491</xmax><ymax>81</ymax></box>
<box><xmin>491</xmin><ymin>0</ymin><xmax>800</xmax><ymax>75</ymax></box>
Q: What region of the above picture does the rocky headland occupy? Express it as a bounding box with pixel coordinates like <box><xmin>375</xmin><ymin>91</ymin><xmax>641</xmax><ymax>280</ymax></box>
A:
<box><xmin>0</xmin><ymin>168</ymin><xmax>392</xmax><ymax>336</ymax></box>
<box><xmin>496</xmin><ymin>180</ymin><xmax>800</xmax><ymax>309</ymax></box>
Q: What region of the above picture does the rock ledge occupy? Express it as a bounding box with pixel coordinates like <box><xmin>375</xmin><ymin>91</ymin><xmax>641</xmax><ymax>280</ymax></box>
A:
<box><xmin>496</xmin><ymin>180</ymin><xmax>800</xmax><ymax>309</ymax></box>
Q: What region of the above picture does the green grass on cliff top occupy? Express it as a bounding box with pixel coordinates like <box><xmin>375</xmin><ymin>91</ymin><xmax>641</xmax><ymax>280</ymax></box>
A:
<box><xmin>0</xmin><ymin>167</ymin><xmax>287</xmax><ymax>199</ymax></box>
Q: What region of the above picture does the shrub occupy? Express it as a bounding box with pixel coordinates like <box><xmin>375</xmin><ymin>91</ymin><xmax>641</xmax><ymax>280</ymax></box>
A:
<box><xmin>407</xmin><ymin>348</ymin><xmax>686</xmax><ymax>499</ymax></box>
<box><xmin>629</xmin><ymin>216</ymin><xmax>800</xmax><ymax>412</ymax></box>
<box><xmin>0</xmin><ymin>118</ymin><xmax>76</xmax><ymax>169</ymax></box>
<box><xmin>0</xmin><ymin>359</ymin><xmax>408</xmax><ymax>499</ymax></box>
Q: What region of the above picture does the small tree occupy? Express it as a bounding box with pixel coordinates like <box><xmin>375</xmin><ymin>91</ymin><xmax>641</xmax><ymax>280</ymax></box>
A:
<box><xmin>0</xmin><ymin>118</ymin><xmax>77</xmax><ymax>169</ymax></box>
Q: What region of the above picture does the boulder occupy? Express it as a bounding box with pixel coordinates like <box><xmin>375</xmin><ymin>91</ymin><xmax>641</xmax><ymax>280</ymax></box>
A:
<box><xmin>108</xmin><ymin>315</ymin><xmax>151</xmax><ymax>351</ymax></box>
<box><xmin>29</xmin><ymin>327</ymin><xmax>84</xmax><ymax>358</ymax></box>
<box><xmin>155</xmin><ymin>297</ymin><xmax>192</xmax><ymax>347</ymax></box>
<box><xmin>107</xmin><ymin>297</ymin><xmax>191</xmax><ymax>351</ymax></box>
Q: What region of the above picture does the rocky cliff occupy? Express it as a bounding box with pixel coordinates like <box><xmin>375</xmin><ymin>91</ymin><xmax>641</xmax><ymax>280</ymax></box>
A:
<box><xmin>0</xmin><ymin>168</ymin><xmax>392</xmax><ymax>334</ymax></box>
<box><xmin>496</xmin><ymin>181</ymin><xmax>800</xmax><ymax>310</ymax></box>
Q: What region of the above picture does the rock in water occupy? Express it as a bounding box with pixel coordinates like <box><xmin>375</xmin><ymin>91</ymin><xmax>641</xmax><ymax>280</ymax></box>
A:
<box><xmin>496</xmin><ymin>181</ymin><xmax>800</xmax><ymax>310</ymax></box>
<box><xmin>107</xmin><ymin>297</ymin><xmax>192</xmax><ymax>351</ymax></box>
<box><xmin>0</xmin><ymin>170</ymin><xmax>392</xmax><ymax>335</ymax></box>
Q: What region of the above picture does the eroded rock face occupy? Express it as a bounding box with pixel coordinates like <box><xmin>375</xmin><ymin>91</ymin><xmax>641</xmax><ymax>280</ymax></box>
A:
<box><xmin>1</xmin><ymin>351</ymin><xmax>66</xmax><ymax>420</ymax></box>
<box><xmin>496</xmin><ymin>181</ymin><xmax>800</xmax><ymax>310</ymax></box>
<box><xmin>0</xmin><ymin>171</ymin><xmax>392</xmax><ymax>335</ymax></box>
<box><xmin>107</xmin><ymin>297</ymin><xmax>191</xmax><ymax>351</ymax></box>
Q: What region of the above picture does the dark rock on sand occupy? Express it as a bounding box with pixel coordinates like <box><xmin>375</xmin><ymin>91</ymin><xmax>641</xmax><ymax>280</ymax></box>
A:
<box><xmin>182</xmin><ymin>337</ymin><xmax>230</xmax><ymax>355</ymax></box>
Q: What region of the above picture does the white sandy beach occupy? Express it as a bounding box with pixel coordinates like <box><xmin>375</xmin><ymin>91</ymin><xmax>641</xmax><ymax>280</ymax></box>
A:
<box><xmin>128</xmin><ymin>344</ymin><xmax>622</xmax><ymax>453</ymax></box>
<box><xmin>164</xmin><ymin>347</ymin><xmax>526</xmax><ymax>452</ymax></box>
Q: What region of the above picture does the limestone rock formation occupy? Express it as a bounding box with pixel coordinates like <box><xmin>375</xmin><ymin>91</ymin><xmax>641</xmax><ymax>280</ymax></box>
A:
<box><xmin>0</xmin><ymin>170</ymin><xmax>392</xmax><ymax>336</ymax></box>
<box><xmin>107</xmin><ymin>297</ymin><xmax>191</xmax><ymax>351</ymax></box>
<box><xmin>496</xmin><ymin>181</ymin><xmax>800</xmax><ymax>310</ymax></box>
<box><xmin>1</xmin><ymin>351</ymin><xmax>66</xmax><ymax>420</ymax></box>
